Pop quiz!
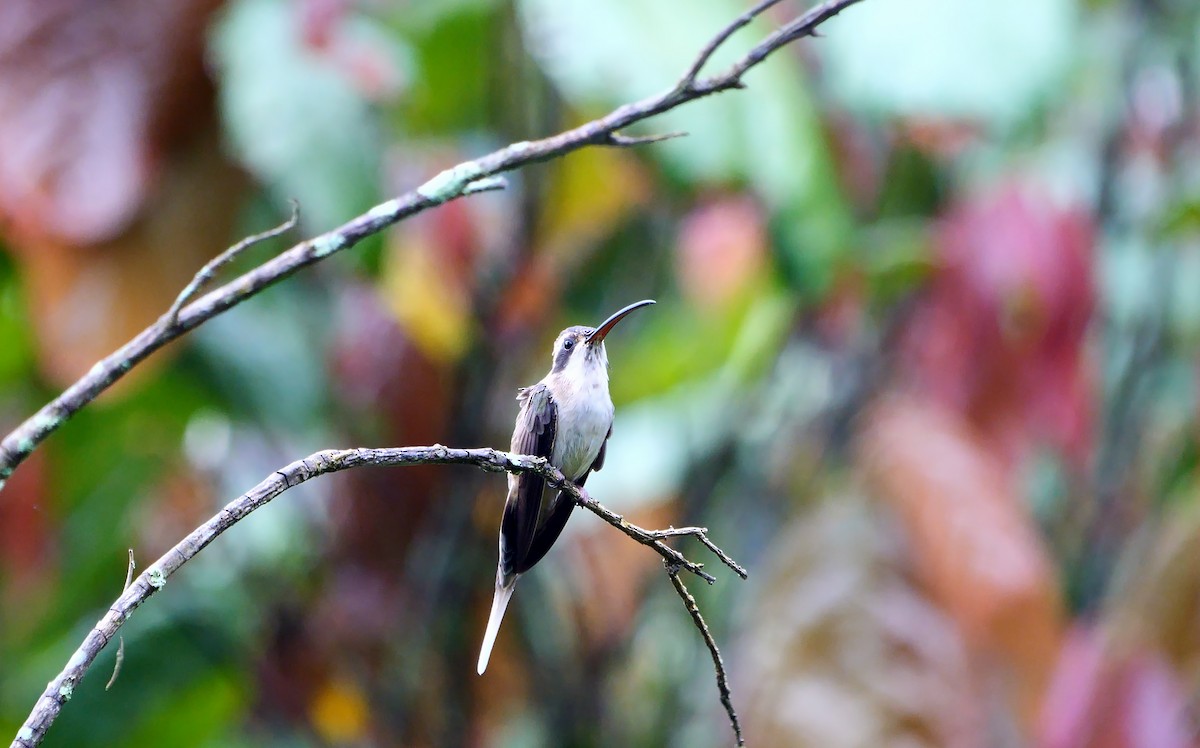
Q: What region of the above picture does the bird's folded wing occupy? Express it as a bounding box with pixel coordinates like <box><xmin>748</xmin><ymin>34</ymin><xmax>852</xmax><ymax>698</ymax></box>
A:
<box><xmin>501</xmin><ymin>383</ymin><xmax>557</xmax><ymax>577</ymax></box>
<box><xmin>516</xmin><ymin>425</ymin><xmax>610</xmax><ymax>575</ymax></box>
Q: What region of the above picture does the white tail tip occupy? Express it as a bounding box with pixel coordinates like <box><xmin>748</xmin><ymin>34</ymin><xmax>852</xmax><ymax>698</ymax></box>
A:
<box><xmin>477</xmin><ymin>583</ymin><xmax>516</xmax><ymax>675</ymax></box>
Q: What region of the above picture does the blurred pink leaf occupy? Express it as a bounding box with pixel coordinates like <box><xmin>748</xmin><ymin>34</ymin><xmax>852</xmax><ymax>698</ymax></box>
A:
<box><xmin>298</xmin><ymin>0</ymin><xmax>405</xmax><ymax>99</ymax></box>
<box><xmin>897</xmin><ymin>180</ymin><xmax>1096</xmax><ymax>468</ymax></box>
<box><xmin>675</xmin><ymin>195</ymin><xmax>768</xmax><ymax>310</ymax></box>
<box><xmin>0</xmin><ymin>0</ymin><xmax>221</xmax><ymax>244</ymax></box>
<box><xmin>1038</xmin><ymin>625</ymin><xmax>1193</xmax><ymax>748</ymax></box>
<box><xmin>0</xmin><ymin>0</ymin><xmax>243</xmax><ymax>385</ymax></box>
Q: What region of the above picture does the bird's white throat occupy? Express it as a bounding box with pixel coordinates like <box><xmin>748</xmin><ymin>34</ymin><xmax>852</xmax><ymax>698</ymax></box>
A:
<box><xmin>548</xmin><ymin>345</ymin><xmax>613</xmax><ymax>480</ymax></box>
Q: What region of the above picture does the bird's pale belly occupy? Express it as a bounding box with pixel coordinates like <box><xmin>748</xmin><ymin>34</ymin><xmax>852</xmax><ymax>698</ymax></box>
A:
<box><xmin>552</xmin><ymin>390</ymin><xmax>613</xmax><ymax>481</ymax></box>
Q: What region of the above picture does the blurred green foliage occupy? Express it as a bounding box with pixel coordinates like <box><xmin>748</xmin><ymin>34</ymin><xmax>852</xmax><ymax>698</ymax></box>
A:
<box><xmin>3</xmin><ymin>0</ymin><xmax>1200</xmax><ymax>746</ymax></box>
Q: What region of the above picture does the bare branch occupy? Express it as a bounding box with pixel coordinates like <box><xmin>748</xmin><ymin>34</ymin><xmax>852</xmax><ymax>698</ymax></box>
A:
<box><xmin>11</xmin><ymin>446</ymin><xmax>744</xmax><ymax>747</ymax></box>
<box><xmin>0</xmin><ymin>0</ymin><xmax>866</xmax><ymax>491</ymax></box>
<box><xmin>104</xmin><ymin>550</ymin><xmax>136</xmax><ymax>691</ymax></box>
<box><xmin>667</xmin><ymin>563</ymin><xmax>743</xmax><ymax>747</ymax></box>
<box><xmin>163</xmin><ymin>201</ymin><xmax>301</xmax><ymax>327</ymax></box>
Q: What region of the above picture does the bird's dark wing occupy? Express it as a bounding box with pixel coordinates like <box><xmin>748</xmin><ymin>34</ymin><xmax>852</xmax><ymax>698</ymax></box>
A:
<box><xmin>515</xmin><ymin>425</ymin><xmax>611</xmax><ymax>574</ymax></box>
<box><xmin>589</xmin><ymin>431</ymin><xmax>608</xmax><ymax>472</ymax></box>
<box><xmin>500</xmin><ymin>384</ymin><xmax>557</xmax><ymax>579</ymax></box>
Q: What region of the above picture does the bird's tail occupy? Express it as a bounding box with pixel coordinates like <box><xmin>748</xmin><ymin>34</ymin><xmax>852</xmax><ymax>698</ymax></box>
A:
<box><xmin>477</xmin><ymin>580</ymin><xmax>516</xmax><ymax>675</ymax></box>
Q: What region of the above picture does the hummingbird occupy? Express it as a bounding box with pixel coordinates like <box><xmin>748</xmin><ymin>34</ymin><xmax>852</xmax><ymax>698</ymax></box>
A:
<box><xmin>477</xmin><ymin>299</ymin><xmax>656</xmax><ymax>675</ymax></box>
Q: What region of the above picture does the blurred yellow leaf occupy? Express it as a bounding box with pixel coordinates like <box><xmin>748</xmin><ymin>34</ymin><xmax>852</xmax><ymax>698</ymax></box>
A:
<box><xmin>538</xmin><ymin>141</ymin><xmax>649</xmax><ymax>258</ymax></box>
<box><xmin>1105</xmin><ymin>496</ymin><xmax>1200</xmax><ymax>674</ymax></box>
<box><xmin>310</xmin><ymin>676</ymin><xmax>370</xmax><ymax>745</ymax></box>
<box><xmin>382</xmin><ymin>233</ymin><xmax>472</xmax><ymax>364</ymax></box>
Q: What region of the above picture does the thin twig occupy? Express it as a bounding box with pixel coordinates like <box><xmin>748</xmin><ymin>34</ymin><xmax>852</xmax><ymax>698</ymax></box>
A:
<box><xmin>704</xmin><ymin>0</ymin><xmax>860</xmax><ymax>91</ymax></box>
<box><xmin>693</xmin><ymin>534</ymin><xmax>748</xmax><ymax>579</ymax></box>
<box><xmin>164</xmin><ymin>200</ymin><xmax>300</xmax><ymax>326</ymax></box>
<box><xmin>0</xmin><ymin>0</ymin><xmax>866</xmax><ymax>492</ymax></box>
<box><xmin>676</xmin><ymin>0</ymin><xmax>785</xmax><ymax>90</ymax></box>
<box><xmin>105</xmin><ymin>550</ymin><xmax>136</xmax><ymax>690</ymax></box>
<box><xmin>11</xmin><ymin>446</ymin><xmax>744</xmax><ymax>747</ymax></box>
<box><xmin>605</xmin><ymin>131</ymin><xmax>689</xmax><ymax>147</ymax></box>
<box><xmin>643</xmin><ymin>526</ymin><xmax>748</xmax><ymax>579</ymax></box>
<box><xmin>462</xmin><ymin>176</ymin><xmax>509</xmax><ymax>195</ymax></box>
<box><xmin>667</xmin><ymin>562</ymin><xmax>743</xmax><ymax>747</ymax></box>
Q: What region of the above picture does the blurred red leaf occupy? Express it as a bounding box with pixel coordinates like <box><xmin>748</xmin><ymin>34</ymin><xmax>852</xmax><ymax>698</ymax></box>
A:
<box><xmin>0</xmin><ymin>449</ymin><xmax>53</xmax><ymax>611</ymax></box>
<box><xmin>13</xmin><ymin>141</ymin><xmax>244</xmax><ymax>385</ymax></box>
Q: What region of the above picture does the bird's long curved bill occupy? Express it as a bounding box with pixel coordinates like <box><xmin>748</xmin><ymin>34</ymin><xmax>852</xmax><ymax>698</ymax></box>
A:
<box><xmin>586</xmin><ymin>299</ymin><xmax>656</xmax><ymax>345</ymax></box>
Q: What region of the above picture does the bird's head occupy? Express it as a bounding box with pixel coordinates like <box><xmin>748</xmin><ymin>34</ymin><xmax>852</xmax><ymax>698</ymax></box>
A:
<box><xmin>550</xmin><ymin>299</ymin><xmax>655</xmax><ymax>375</ymax></box>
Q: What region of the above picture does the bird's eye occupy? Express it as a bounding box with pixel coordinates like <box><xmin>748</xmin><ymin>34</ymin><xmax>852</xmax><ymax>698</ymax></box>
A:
<box><xmin>563</xmin><ymin>338</ymin><xmax>575</xmax><ymax>351</ymax></box>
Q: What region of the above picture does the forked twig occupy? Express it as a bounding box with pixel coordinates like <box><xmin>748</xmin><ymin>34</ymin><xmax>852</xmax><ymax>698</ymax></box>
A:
<box><xmin>104</xmin><ymin>550</ymin><xmax>136</xmax><ymax>690</ymax></box>
<box><xmin>667</xmin><ymin>562</ymin><xmax>743</xmax><ymax>746</ymax></box>
<box><xmin>164</xmin><ymin>201</ymin><xmax>300</xmax><ymax>327</ymax></box>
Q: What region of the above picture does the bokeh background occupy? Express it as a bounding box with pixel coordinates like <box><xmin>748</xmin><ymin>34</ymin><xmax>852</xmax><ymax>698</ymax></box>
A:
<box><xmin>2</xmin><ymin>0</ymin><xmax>1200</xmax><ymax>745</ymax></box>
